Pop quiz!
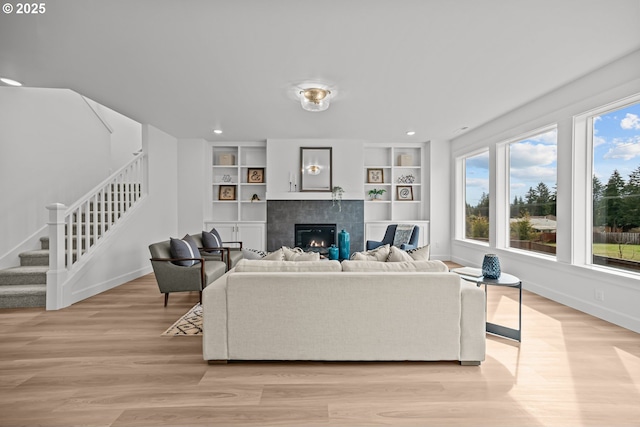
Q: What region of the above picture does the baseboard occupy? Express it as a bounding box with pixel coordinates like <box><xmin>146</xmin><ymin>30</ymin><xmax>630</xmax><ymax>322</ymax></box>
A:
<box><xmin>66</xmin><ymin>266</ymin><xmax>153</xmax><ymax>308</ymax></box>
<box><xmin>526</xmin><ymin>279</ymin><xmax>640</xmax><ymax>334</ymax></box>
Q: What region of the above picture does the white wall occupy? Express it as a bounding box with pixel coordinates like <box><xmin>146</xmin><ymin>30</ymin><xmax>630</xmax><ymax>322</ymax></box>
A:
<box><xmin>450</xmin><ymin>49</ymin><xmax>640</xmax><ymax>333</ymax></box>
<box><xmin>83</xmin><ymin>96</ymin><xmax>142</xmax><ymax>170</ymax></box>
<box><xmin>0</xmin><ymin>88</ymin><xmax>143</xmax><ymax>268</ymax></box>
<box><xmin>266</xmin><ymin>139</ymin><xmax>364</xmax><ymax>200</ymax></box>
<box><xmin>427</xmin><ymin>139</ymin><xmax>451</xmax><ymax>260</ymax></box>
<box><xmin>177</xmin><ymin>138</ymin><xmax>207</xmax><ymax>234</ymax></box>
<box><xmin>0</xmin><ymin>88</ymin><xmax>112</xmax><ymax>266</ymax></box>
<box><xmin>62</xmin><ymin>124</ymin><xmax>178</xmax><ymax>307</ymax></box>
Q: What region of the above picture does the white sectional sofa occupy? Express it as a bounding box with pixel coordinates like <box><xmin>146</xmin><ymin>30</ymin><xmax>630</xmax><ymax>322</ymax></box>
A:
<box><xmin>202</xmin><ymin>259</ymin><xmax>486</xmax><ymax>365</ymax></box>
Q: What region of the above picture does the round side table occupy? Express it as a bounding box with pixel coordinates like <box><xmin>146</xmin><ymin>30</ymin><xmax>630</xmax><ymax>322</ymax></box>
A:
<box><xmin>459</xmin><ymin>272</ymin><xmax>522</xmax><ymax>342</ymax></box>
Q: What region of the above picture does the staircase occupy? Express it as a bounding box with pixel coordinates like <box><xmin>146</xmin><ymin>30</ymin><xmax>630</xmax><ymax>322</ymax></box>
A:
<box><xmin>0</xmin><ymin>153</ymin><xmax>145</xmax><ymax>310</ymax></box>
<box><xmin>0</xmin><ymin>237</ymin><xmax>49</xmax><ymax>309</ymax></box>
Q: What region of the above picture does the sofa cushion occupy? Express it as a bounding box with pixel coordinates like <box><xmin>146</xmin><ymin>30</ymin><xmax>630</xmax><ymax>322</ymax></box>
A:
<box><xmin>341</xmin><ymin>260</ymin><xmax>449</xmax><ymax>272</ymax></box>
<box><xmin>406</xmin><ymin>244</ymin><xmax>430</xmax><ymax>261</ymax></box>
<box><xmin>350</xmin><ymin>244</ymin><xmax>390</xmax><ymax>261</ymax></box>
<box><xmin>202</xmin><ymin>229</ymin><xmax>222</xmax><ymax>254</ymax></box>
<box><xmin>386</xmin><ymin>245</ymin><xmax>414</xmax><ymax>262</ymax></box>
<box><xmin>169</xmin><ymin>235</ymin><xmax>201</xmax><ymax>266</ymax></box>
<box><xmin>235</xmin><ymin>259</ymin><xmax>342</xmax><ymax>272</ymax></box>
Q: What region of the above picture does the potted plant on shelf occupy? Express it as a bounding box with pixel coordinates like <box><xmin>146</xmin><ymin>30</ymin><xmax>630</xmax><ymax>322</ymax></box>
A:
<box><xmin>332</xmin><ymin>186</ymin><xmax>344</xmax><ymax>211</ymax></box>
<box><xmin>368</xmin><ymin>188</ymin><xmax>386</xmax><ymax>200</ymax></box>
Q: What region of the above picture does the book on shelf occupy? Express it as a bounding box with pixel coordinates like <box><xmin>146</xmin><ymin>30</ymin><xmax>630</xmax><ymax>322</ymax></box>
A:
<box><xmin>450</xmin><ymin>267</ymin><xmax>483</xmax><ymax>279</ymax></box>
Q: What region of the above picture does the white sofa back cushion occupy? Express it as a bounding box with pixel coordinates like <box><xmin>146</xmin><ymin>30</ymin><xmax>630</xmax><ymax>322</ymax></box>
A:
<box><xmin>225</xmin><ymin>272</ymin><xmax>462</xmax><ymax>361</ymax></box>
<box><xmin>341</xmin><ymin>260</ymin><xmax>449</xmax><ymax>272</ymax></box>
<box><xmin>235</xmin><ymin>259</ymin><xmax>342</xmax><ymax>272</ymax></box>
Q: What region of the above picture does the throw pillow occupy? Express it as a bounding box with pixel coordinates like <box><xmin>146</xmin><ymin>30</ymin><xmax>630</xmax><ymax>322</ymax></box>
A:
<box><xmin>262</xmin><ymin>248</ymin><xmax>285</xmax><ymax>261</ymax></box>
<box><xmin>282</xmin><ymin>246</ymin><xmax>320</xmax><ymax>261</ymax></box>
<box><xmin>202</xmin><ymin>229</ymin><xmax>222</xmax><ymax>254</ymax></box>
<box><xmin>386</xmin><ymin>245</ymin><xmax>414</xmax><ymax>262</ymax></box>
<box><xmin>241</xmin><ymin>248</ymin><xmax>267</xmax><ymax>260</ymax></box>
<box><xmin>406</xmin><ymin>244</ymin><xmax>430</xmax><ymax>261</ymax></box>
<box><xmin>169</xmin><ymin>235</ymin><xmax>201</xmax><ymax>267</ymax></box>
<box><xmin>349</xmin><ymin>244</ymin><xmax>390</xmax><ymax>261</ymax></box>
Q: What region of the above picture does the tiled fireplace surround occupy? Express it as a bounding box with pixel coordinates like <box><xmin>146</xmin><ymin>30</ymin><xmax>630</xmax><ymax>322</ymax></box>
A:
<box><xmin>266</xmin><ymin>200</ymin><xmax>364</xmax><ymax>253</ymax></box>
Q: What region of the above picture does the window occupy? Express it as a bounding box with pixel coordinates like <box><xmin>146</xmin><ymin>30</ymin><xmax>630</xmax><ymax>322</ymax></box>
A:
<box><xmin>591</xmin><ymin>100</ymin><xmax>640</xmax><ymax>273</ymax></box>
<box><xmin>464</xmin><ymin>151</ymin><xmax>490</xmax><ymax>242</ymax></box>
<box><xmin>508</xmin><ymin>127</ymin><xmax>557</xmax><ymax>255</ymax></box>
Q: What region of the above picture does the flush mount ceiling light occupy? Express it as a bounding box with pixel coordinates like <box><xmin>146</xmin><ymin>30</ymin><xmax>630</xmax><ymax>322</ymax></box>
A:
<box><xmin>307</xmin><ymin>165</ymin><xmax>321</xmax><ymax>175</ymax></box>
<box><xmin>299</xmin><ymin>88</ymin><xmax>331</xmax><ymax>112</ymax></box>
<box><xmin>0</xmin><ymin>77</ymin><xmax>23</xmax><ymax>86</ymax></box>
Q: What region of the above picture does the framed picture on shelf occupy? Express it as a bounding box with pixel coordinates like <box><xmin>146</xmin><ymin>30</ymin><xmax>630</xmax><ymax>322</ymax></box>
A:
<box><xmin>218</xmin><ymin>185</ymin><xmax>237</xmax><ymax>201</ymax></box>
<box><xmin>367</xmin><ymin>168</ymin><xmax>384</xmax><ymax>184</ymax></box>
<box><xmin>397</xmin><ymin>185</ymin><xmax>413</xmax><ymax>201</ymax></box>
<box><xmin>247</xmin><ymin>168</ymin><xmax>265</xmax><ymax>183</ymax></box>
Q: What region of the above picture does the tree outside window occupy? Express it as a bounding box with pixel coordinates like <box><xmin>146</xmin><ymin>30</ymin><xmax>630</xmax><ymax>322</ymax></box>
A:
<box><xmin>508</xmin><ymin>128</ymin><xmax>558</xmax><ymax>255</ymax></box>
<box><xmin>464</xmin><ymin>151</ymin><xmax>490</xmax><ymax>242</ymax></box>
<box><xmin>592</xmin><ymin>101</ymin><xmax>640</xmax><ymax>272</ymax></box>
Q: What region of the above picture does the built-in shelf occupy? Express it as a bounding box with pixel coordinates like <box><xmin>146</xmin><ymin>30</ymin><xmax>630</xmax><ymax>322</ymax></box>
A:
<box><xmin>210</xmin><ymin>143</ymin><xmax>267</xmax><ymax>223</ymax></box>
<box><xmin>363</xmin><ymin>144</ymin><xmax>424</xmax><ymax>222</ymax></box>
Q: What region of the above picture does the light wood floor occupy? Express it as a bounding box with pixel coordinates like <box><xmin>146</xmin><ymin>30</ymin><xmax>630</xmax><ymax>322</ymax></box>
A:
<box><xmin>1</xmin><ymin>273</ymin><xmax>640</xmax><ymax>427</ymax></box>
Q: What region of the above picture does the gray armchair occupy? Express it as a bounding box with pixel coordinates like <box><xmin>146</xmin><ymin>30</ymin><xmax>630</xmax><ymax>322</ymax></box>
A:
<box><xmin>366</xmin><ymin>224</ymin><xmax>420</xmax><ymax>251</ymax></box>
<box><xmin>149</xmin><ymin>240</ymin><xmax>227</xmax><ymax>306</ymax></box>
<box><xmin>190</xmin><ymin>232</ymin><xmax>244</xmax><ymax>271</ymax></box>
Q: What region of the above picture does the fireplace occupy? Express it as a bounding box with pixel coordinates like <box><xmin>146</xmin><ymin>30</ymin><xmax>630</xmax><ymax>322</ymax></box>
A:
<box><xmin>267</xmin><ymin>200</ymin><xmax>364</xmax><ymax>253</ymax></box>
<box><xmin>295</xmin><ymin>224</ymin><xmax>336</xmax><ymax>254</ymax></box>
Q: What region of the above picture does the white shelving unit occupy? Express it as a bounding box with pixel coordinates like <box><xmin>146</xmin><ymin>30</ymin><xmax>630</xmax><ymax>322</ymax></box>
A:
<box><xmin>209</xmin><ymin>142</ymin><xmax>267</xmax><ymax>250</ymax></box>
<box><xmin>363</xmin><ymin>144</ymin><xmax>424</xmax><ymax>222</ymax></box>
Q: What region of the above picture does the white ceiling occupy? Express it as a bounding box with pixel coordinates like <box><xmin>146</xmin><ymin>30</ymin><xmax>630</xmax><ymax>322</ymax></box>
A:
<box><xmin>1</xmin><ymin>0</ymin><xmax>640</xmax><ymax>143</ymax></box>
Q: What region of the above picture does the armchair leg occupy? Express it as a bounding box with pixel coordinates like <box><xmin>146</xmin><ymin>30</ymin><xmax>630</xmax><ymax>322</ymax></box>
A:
<box><xmin>199</xmin><ymin>291</ymin><xmax>202</xmax><ymax>304</ymax></box>
<box><xmin>164</xmin><ymin>293</ymin><xmax>169</xmax><ymax>307</ymax></box>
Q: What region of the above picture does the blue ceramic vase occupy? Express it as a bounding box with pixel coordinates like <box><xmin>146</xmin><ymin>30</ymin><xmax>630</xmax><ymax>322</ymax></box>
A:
<box><xmin>482</xmin><ymin>254</ymin><xmax>501</xmax><ymax>279</ymax></box>
<box><xmin>338</xmin><ymin>229</ymin><xmax>350</xmax><ymax>260</ymax></box>
<box><xmin>328</xmin><ymin>244</ymin><xmax>339</xmax><ymax>260</ymax></box>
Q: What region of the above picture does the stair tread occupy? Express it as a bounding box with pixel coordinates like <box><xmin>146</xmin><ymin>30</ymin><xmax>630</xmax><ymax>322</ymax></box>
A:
<box><xmin>0</xmin><ymin>266</ymin><xmax>48</xmax><ymax>275</ymax></box>
<box><xmin>0</xmin><ymin>284</ymin><xmax>46</xmax><ymax>294</ymax></box>
<box><xmin>19</xmin><ymin>250</ymin><xmax>49</xmax><ymax>257</ymax></box>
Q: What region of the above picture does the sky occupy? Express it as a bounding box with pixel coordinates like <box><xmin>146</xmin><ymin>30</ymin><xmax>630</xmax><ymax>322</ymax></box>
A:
<box><xmin>593</xmin><ymin>102</ymin><xmax>640</xmax><ymax>185</ymax></box>
<box><xmin>465</xmin><ymin>101</ymin><xmax>640</xmax><ymax>208</ymax></box>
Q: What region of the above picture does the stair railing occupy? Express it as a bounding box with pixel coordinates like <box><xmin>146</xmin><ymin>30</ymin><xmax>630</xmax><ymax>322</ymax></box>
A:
<box><xmin>46</xmin><ymin>152</ymin><xmax>146</xmax><ymax>309</ymax></box>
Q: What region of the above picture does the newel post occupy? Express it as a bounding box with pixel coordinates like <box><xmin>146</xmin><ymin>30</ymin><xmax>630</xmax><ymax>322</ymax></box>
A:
<box><xmin>46</xmin><ymin>203</ymin><xmax>67</xmax><ymax>310</ymax></box>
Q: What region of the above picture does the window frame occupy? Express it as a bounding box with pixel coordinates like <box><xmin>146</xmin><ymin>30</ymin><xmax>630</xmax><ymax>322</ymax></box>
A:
<box><xmin>573</xmin><ymin>92</ymin><xmax>640</xmax><ymax>273</ymax></box>
<box><xmin>501</xmin><ymin>124</ymin><xmax>559</xmax><ymax>258</ymax></box>
<box><xmin>456</xmin><ymin>148</ymin><xmax>490</xmax><ymax>245</ymax></box>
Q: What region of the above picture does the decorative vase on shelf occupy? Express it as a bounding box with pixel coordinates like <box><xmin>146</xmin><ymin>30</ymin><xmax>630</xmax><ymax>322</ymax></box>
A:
<box><xmin>482</xmin><ymin>254</ymin><xmax>501</xmax><ymax>279</ymax></box>
<box><xmin>328</xmin><ymin>244</ymin><xmax>339</xmax><ymax>260</ymax></box>
<box><xmin>338</xmin><ymin>229</ymin><xmax>350</xmax><ymax>260</ymax></box>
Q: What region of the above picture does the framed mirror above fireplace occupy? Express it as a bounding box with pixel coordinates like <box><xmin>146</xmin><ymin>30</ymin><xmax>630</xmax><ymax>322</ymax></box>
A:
<box><xmin>300</xmin><ymin>147</ymin><xmax>332</xmax><ymax>192</ymax></box>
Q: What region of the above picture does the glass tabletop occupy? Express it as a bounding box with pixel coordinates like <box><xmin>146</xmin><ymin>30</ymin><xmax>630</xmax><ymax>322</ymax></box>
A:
<box><xmin>459</xmin><ymin>272</ymin><xmax>521</xmax><ymax>287</ymax></box>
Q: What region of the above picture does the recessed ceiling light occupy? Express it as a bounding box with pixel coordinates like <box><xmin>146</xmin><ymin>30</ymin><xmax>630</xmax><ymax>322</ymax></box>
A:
<box><xmin>460</xmin><ymin>126</ymin><xmax>469</xmax><ymax>131</ymax></box>
<box><xmin>0</xmin><ymin>77</ymin><xmax>22</xmax><ymax>86</ymax></box>
<box><xmin>406</xmin><ymin>131</ymin><xmax>416</xmax><ymax>136</ymax></box>
<box><xmin>213</xmin><ymin>129</ymin><xmax>223</xmax><ymax>134</ymax></box>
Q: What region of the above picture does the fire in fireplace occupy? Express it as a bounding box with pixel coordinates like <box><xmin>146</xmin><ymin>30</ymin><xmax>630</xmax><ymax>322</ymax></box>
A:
<box><xmin>294</xmin><ymin>224</ymin><xmax>336</xmax><ymax>254</ymax></box>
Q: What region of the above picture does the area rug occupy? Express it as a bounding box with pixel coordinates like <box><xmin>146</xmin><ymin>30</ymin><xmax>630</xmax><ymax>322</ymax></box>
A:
<box><xmin>162</xmin><ymin>303</ymin><xmax>202</xmax><ymax>336</ymax></box>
